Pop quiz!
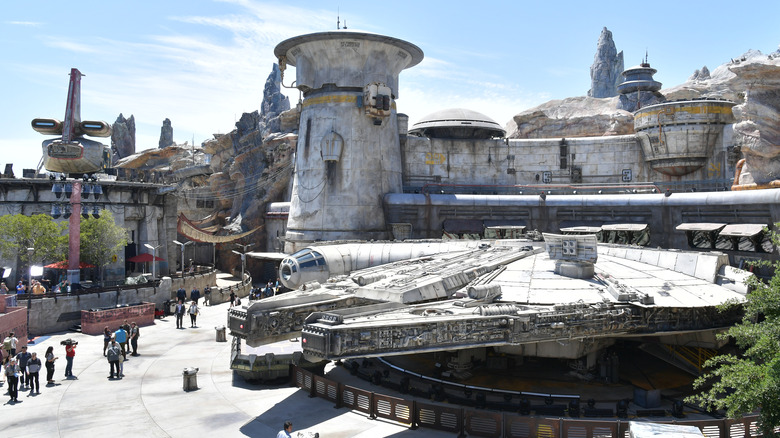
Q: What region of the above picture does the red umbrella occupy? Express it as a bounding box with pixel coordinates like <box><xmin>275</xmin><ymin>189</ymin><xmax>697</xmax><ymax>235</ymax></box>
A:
<box><xmin>44</xmin><ymin>260</ymin><xmax>96</xmax><ymax>269</ymax></box>
<box><xmin>127</xmin><ymin>253</ymin><xmax>165</xmax><ymax>263</ymax></box>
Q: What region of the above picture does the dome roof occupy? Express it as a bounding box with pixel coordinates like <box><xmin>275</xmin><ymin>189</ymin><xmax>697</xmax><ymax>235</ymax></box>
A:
<box><xmin>409</xmin><ymin>108</ymin><xmax>505</xmax><ymax>139</ymax></box>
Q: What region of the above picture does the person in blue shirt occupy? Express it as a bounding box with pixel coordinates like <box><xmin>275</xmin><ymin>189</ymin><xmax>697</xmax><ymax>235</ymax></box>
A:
<box><xmin>16</xmin><ymin>281</ymin><xmax>25</xmax><ymax>294</ymax></box>
<box><xmin>114</xmin><ymin>327</ymin><xmax>128</xmax><ymax>360</ymax></box>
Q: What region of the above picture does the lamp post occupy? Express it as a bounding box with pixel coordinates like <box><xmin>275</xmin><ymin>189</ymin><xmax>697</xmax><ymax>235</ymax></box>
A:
<box><xmin>27</xmin><ymin>247</ymin><xmax>33</xmax><ymax>337</ymax></box>
<box><xmin>173</xmin><ymin>240</ymin><xmax>192</xmax><ymax>274</ymax></box>
<box><xmin>143</xmin><ymin>243</ymin><xmax>161</xmax><ymax>279</ymax></box>
<box><xmin>231</xmin><ymin>243</ymin><xmax>254</xmax><ymax>284</ymax></box>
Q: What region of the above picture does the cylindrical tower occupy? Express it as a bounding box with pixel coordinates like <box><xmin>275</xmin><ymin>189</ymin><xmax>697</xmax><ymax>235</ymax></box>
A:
<box><xmin>275</xmin><ymin>30</ymin><xmax>423</xmax><ymax>252</ymax></box>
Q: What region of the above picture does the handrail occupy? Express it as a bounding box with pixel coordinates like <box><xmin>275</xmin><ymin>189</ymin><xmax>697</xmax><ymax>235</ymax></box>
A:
<box><xmin>290</xmin><ymin>365</ymin><xmax>765</xmax><ymax>438</ymax></box>
<box><xmin>15</xmin><ymin>279</ymin><xmax>162</xmax><ymax>300</ymax></box>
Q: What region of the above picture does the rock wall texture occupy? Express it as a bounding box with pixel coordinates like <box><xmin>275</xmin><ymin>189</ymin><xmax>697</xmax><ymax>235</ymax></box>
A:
<box><xmin>588</xmin><ymin>27</ymin><xmax>624</xmax><ymax>98</ymax></box>
<box><xmin>111</xmin><ymin>113</ymin><xmax>136</xmax><ymax>162</ymax></box>
<box><xmin>159</xmin><ymin>118</ymin><xmax>174</xmax><ymax>148</ymax></box>
<box><xmin>506</xmin><ymin>96</ymin><xmax>634</xmax><ymax>139</ymax></box>
<box><xmin>730</xmin><ymin>55</ymin><xmax>780</xmax><ymax>186</ymax></box>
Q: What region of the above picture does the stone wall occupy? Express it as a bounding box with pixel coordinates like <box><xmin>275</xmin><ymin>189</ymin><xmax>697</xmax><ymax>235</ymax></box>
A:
<box><xmin>80</xmin><ymin>302</ymin><xmax>155</xmax><ymax>335</ymax></box>
<box><xmin>26</xmin><ymin>278</ymin><xmax>172</xmax><ymax>335</ymax></box>
<box><xmin>0</xmin><ymin>295</ymin><xmax>28</xmax><ymax>349</ymax></box>
<box><xmin>169</xmin><ymin>271</ymin><xmax>217</xmax><ymax>301</ymax></box>
<box><xmin>404</xmin><ymin>129</ymin><xmax>735</xmax><ymax>189</ymax></box>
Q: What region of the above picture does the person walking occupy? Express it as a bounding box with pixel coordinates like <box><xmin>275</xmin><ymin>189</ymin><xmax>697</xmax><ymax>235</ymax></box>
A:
<box><xmin>106</xmin><ymin>339</ymin><xmax>121</xmax><ymax>379</ymax></box>
<box><xmin>44</xmin><ymin>346</ymin><xmax>57</xmax><ymax>385</ymax></box>
<box><xmin>15</xmin><ymin>345</ymin><xmax>31</xmax><ymax>389</ymax></box>
<box><xmin>5</xmin><ymin>357</ymin><xmax>20</xmax><ymax>402</ymax></box>
<box><xmin>176</xmin><ymin>287</ymin><xmax>187</xmax><ymax>302</ymax></box>
<box><xmin>114</xmin><ymin>326</ymin><xmax>128</xmax><ymax>360</ymax></box>
<box><xmin>120</xmin><ymin>320</ymin><xmax>131</xmax><ymax>356</ymax></box>
<box><xmin>102</xmin><ymin>326</ymin><xmax>111</xmax><ymax>356</ymax></box>
<box><xmin>26</xmin><ymin>351</ymin><xmax>41</xmax><ymax>394</ymax></box>
<box><xmin>188</xmin><ymin>300</ymin><xmax>199</xmax><ymax>327</ymax></box>
<box><xmin>190</xmin><ymin>287</ymin><xmax>200</xmax><ymax>304</ymax></box>
<box><xmin>3</xmin><ymin>331</ymin><xmax>18</xmax><ymax>361</ymax></box>
<box><xmin>203</xmin><ymin>285</ymin><xmax>211</xmax><ymax>306</ymax></box>
<box><xmin>129</xmin><ymin>322</ymin><xmax>140</xmax><ymax>356</ymax></box>
<box><xmin>229</xmin><ymin>290</ymin><xmax>236</xmax><ymax>307</ymax></box>
<box><xmin>64</xmin><ymin>341</ymin><xmax>76</xmax><ymax>378</ymax></box>
<box><xmin>175</xmin><ymin>299</ymin><xmax>186</xmax><ymax>329</ymax></box>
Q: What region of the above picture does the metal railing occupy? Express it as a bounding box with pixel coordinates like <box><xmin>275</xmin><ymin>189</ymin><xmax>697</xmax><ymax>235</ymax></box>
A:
<box><xmin>291</xmin><ymin>365</ymin><xmax>764</xmax><ymax>438</ymax></box>
<box><xmin>15</xmin><ymin>279</ymin><xmax>162</xmax><ymax>301</ymax></box>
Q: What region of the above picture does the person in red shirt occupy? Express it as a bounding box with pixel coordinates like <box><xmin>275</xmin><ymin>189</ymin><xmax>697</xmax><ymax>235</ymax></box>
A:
<box><xmin>64</xmin><ymin>341</ymin><xmax>77</xmax><ymax>378</ymax></box>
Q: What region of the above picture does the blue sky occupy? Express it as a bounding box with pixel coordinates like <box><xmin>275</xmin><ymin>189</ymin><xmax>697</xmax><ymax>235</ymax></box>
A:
<box><xmin>1</xmin><ymin>0</ymin><xmax>778</xmax><ymax>172</ymax></box>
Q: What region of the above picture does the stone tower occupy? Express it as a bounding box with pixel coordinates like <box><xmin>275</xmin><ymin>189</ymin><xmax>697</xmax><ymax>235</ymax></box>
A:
<box><xmin>274</xmin><ymin>30</ymin><xmax>423</xmax><ymax>252</ymax></box>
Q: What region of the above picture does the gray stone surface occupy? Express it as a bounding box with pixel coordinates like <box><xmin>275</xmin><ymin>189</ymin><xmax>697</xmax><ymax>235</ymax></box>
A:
<box><xmin>259</xmin><ymin>63</ymin><xmax>291</xmax><ymax>139</ymax></box>
<box><xmin>111</xmin><ymin>113</ymin><xmax>136</xmax><ymax>162</ymax></box>
<box><xmin>588</xmin><ymin>27</ymin><xmax>624</xmax><ymax>98</ymax></box>
<box><xmin>2</xmin><ymin>272</ymin><xmax>446</xmax><ymax>438</ymax></box>
<box><xmin>159</xmin><ymin>118</ymin><xmax>173</xmax><ymax>148</ymax></box>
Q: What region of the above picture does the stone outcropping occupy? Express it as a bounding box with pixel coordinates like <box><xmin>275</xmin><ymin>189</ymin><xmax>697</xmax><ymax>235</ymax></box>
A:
<box><xmin>259</xmin><ymin>63</ymin><xmax>291</xmax><ymax>139</ymax></box>
<box><xmin>111</xmin><ymin>113</ymin><xmax>136</xmax><ymax>163</ymax></box>
<box><xmin>729</xmin><ymin>55</ymin><xmax>780</xmax><ymax>187</ymax></box>
<box><xmin>588</xmin><ymin>27</ymin><xmax>624</xmax><ymax>98</ymax></box>
<box><xmin>506</xmin><ymin>96</ymin><xmax>634</xmax><ymax>139</ymax></box>
<box><xmin>159</xmin><ymin>118</ymin><xmax>174</xmax><ymax>148</ymax></box>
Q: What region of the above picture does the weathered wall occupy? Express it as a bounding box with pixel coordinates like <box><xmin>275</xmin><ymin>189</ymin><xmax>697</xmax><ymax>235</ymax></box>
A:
<box><xmin>0</xmin><ymin>178</ymin><xmax>176</xmax><ymax>284</ymax></box>
<box><xmin>404</xmin><ymin>127</ymin><xmax>735</xmax><ymax>188</ymax></box>
<box><xmin>80</xmin><ymin>302</ymin><xmax>155</xmax><ymax>335</ymax></box>
<box><xmin>169</xmin><ymin>271</ymin><xmax>217</xmax><ymax>301</ymax></box>
<box><xmin>0</xmin><ymin>295</ymin><xmax>29</xmax><ymax>349</ymax></box>
<box><xmin>26</xmin><ymin>278</ymin><xmax>172</xmax><ymax>335</ymax></box>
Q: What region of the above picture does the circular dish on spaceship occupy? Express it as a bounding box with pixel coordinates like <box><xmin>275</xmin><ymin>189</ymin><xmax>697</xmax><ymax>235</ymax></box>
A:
<box><xmin>409</xmin><ymin>108</ymin><xmax>506</xmax><ymax>139</ymax></box>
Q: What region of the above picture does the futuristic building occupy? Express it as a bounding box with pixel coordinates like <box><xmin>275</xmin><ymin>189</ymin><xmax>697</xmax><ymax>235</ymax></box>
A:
<box><xmin>231</xmin><ymin>28</ymin><xmax>777</xmax><ymax>392</ymax></box>
<box><xmin>408</xmin><ymin>108</ymin><xmax>506</xmax><ymax>139</ymax></box>
<box><xmin>274</xmin><ymin>30</ymin><xmax>423</xmax><ymax>252</ymax></box>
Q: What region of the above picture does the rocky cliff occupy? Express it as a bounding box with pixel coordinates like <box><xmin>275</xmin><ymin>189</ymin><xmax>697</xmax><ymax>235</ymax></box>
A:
<box><xmin>111</xmin><ymin>113</ymin><xmax>136</xmax><ymax>163</ymax></box>
<box><xmin>588</xmin><ymin>27</ymin><xmax>624</xmax><ymax>99</ymax></box>
<box><xmin>506</xmin><ymin>96</ymin><xmax>634</xmax><ymax>139</ymax></box>
<box><xmin>159</xmin><ymin>118</ymin><xmax>173</xmax><ymax>148</ymax></box>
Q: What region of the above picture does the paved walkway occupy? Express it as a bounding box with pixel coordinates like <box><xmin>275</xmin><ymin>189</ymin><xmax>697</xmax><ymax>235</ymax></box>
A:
<box><xmin>0</xmin><ymin>273</ymin><xmax>449</xmax><ymax>438</ymax></box>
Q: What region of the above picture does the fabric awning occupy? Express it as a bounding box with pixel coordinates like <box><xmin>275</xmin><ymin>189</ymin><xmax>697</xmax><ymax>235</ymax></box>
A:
<box><xmin>675</xmin><ymin>223</ymin><xmax>726</xmax><ymax>232</ymax></box>
<box><xmin>601</xmin><ymin>223</ymin><xmax>649</xmax><ymax>232</ymax></box>
<box><xmin>719</xmin><ymin>224</ymin><xmax>766</xmax><ymax>237</ymax></box>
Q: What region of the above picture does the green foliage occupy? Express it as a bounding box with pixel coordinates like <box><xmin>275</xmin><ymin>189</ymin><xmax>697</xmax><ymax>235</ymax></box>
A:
<box><xmin>687</xmin><ymin>225</ymin><xmax>780</xmax><ymax>436</ymax></box>
<box><xmin>80</xmin><ymin>209</ymin><xmax>129</xmax><ymax>269</ymax></box>
<box><xmin>0</xmin><ymin>214</ymin><xmax>68</xmax><ymax>267</ymax></box>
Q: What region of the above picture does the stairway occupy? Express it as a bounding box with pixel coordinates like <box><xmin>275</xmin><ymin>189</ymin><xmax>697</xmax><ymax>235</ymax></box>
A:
<box><xmin>638</xmin><ymin>343</ymin><xmax>717</xmax><ymax>376</ymax></box>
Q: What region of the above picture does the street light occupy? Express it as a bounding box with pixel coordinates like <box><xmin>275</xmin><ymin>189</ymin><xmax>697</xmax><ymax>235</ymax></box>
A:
<box><xmin>173</xmin><ymin>240</ymin><xmax>192</xmax><ymax>274</ymax></box>
<box><xmin>143</xmin><ymin>243</ymin><xmax>161</xmax><ymax>279</ymax></box>
<box><xmin>27</xmin><ymin>247</ymin><xmax>33</xmax><ymax>338</ymax></box>
<box><xmin>231</xmin><ymin>243</ymin><xmax>254</xmax><ymax>284</ymax></box>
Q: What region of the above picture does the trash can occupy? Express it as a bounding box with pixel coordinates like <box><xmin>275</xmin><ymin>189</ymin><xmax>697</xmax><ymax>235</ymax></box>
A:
<box><xmin>168</xmin><ymin>300</ymin><xmax>177</xmax><ymax>316</ymax></box>
<box><xmin>215</xmin><ymin>325</ymin><xmax>227</xmax><ymax>342</ymax></box>
<box><xmin>182</xmin><ymin>367</ymin><xmax>199</xmax><ymax>391</ymax></box>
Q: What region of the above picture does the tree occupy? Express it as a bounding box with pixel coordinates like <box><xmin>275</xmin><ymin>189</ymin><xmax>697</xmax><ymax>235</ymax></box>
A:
<box><xmin>687</xmin><ymin>228</ymin><xmax>780</xmax><ymax>436</ymax></box>
<box><xmin>80</xmin><ymin>210</ymin><xmax>129</xmax><ymax>283</ymax></box>
<box><xmin>0</xmin><ymin>214</ymin><xmax>68</xmax><ymax>279</ymax></box>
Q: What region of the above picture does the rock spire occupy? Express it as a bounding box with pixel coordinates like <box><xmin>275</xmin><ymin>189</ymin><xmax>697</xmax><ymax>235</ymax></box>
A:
<box><xmin>588</xmin><ymin>27</ymin><xmax>624</xmax><ymax>98</ymax></box>
<box><xmin>111</xmin><ymin>113</ymin><xmax>136</xmax><ymax>162</ymax></box>
<box><xmin>159</xmin><ymin>118</ymin><xmax>173</xmax><ymax>148</ymax></box>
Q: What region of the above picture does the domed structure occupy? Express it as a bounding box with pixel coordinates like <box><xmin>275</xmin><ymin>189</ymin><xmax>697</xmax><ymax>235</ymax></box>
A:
<box><xmin>409</xmin><ymin>108</ymin><xmax>505</xmax><ymax>139</ymax></box>
<box><xmin>617</xmin><ymin>61</ymin><xmax>662</xmax><ymax>95</ymax></box>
